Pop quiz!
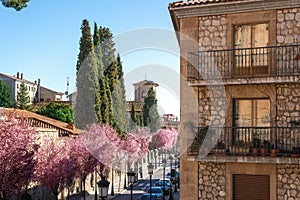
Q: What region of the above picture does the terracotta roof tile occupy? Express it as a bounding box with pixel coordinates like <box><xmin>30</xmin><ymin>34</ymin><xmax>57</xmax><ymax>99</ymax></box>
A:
<box><xmin>0</xmin><ymin>108</ymin><xmax>81</xmax><ymax>135</ymax></box>
<box><xmin>170</xmin><ymin>0</ymin><xmax>245</xmax><ymax>8</ymax></box>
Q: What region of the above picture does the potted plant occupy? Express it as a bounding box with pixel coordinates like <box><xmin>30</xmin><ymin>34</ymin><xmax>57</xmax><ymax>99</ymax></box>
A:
<box><xmin>270</xmin><ymin>143</ymin><xmax>279</xmax><ymax>157</ymax></box>
<box><xmin>214</xmin><ymin>141</ymin><xmax>226</xmax><ymax>155</ymax></box>
<box><xmin>252</xmin><ymin>138</ymin><xmax>260</xmax><ymax>156</ymax></box>
<box><xmin>291</xmin><ymin>147</ymin><xmax>300</xmax><ymax>157</ymax></box>
<box><xmin>261</xmin><ymin>140</ymin><xmax>270</xmax><ymax>156</ymax></box>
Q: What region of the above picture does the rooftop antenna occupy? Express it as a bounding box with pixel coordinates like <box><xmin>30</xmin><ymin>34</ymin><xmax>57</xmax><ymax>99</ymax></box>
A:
<box><xmin>65</xmin><ymin>77</ymin><xmax>69</xmax><ymax>98</ymax></box>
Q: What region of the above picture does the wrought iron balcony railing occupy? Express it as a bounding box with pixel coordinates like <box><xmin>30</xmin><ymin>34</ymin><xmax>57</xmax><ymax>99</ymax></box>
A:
<box><xmin>188</xmin><ymin>126</ymin><xmax>300</xmax><ymax>157</ymax></box>
<box><xmin>187</xmin><ymin>44</ymin><xmax>300</xmax><ymax>80</ymax></box>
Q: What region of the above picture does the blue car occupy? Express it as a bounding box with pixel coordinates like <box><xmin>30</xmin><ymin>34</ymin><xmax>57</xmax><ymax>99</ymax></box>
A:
<box><xmin>154</xmin><ymin>179</ymin><xmax>171</xmax><ymax>194</ymax></box>
<box><xmin>147</xmin><ymin>186</ymin><xmax>163</xmax><ymax>200</ymax></box>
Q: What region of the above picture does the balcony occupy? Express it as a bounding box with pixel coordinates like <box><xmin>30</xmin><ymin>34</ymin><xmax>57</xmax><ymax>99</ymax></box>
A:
<box><xmin>188</xmin><ymin>126</ymin><xmax>300</xmax><ymax>160</ymax></box>
<box><xmin>187</xmin><ymin>45</ymin><xmax>300</xmax><ymax>82</ymax></box>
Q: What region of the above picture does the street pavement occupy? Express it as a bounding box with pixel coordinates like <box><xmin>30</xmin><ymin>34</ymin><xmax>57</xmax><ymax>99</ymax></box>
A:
<box><xmin>72</xmin><ymin>166</ymin><xmax>180</xmax><ymax>200</ymax></box>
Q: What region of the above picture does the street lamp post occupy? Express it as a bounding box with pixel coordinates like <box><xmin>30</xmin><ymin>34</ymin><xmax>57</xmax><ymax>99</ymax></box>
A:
<box><xmin>162</xmin><ymin>158</ymin><xmax>167</xmax><ymax>200</ymax></box>
<box><xmin>97</xmin><ymin>176</ymin><xmax>110</xmax><ymax>200</ymax></box>
<box><xmin>127</xmin><ymin>171</ymin><xmax>136</xmax><ymax>200</ymax></box>
<box><xmin>147</xmin><ymin>163</ymin><xmax>154</xmax><ymax>199</ymax></box>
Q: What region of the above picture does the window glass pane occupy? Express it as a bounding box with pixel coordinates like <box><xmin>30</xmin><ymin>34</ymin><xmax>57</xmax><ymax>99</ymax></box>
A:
<box><xmin>255</xmin><ymin>99</ymin><xmax>270</xmax><ymax>127</ymax></box>
<box><xmin>235</xmin><ymin>99</ymin><xmax>270</xmax><ymax>127</ymax></box>
<box><xmin>252</xmin><ymin>23</ymin><xmax>269</xmax><ymax>48</ymax></box>
<box><xmin>235</xmin><ymin>100</ymin><xmax>252</xmax><ymax>127</ymax></box>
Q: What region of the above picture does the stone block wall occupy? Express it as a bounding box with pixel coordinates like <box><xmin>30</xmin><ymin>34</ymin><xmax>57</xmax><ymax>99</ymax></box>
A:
<box><xmin>199</xmin><ymin>162</ymin><xmax>226</xmax><ymax>200</ymax></box>
<box><xmin>277</xmin><ymin>164</ymin><xmax>300</xmax><ymax>200</ymax></box>
<box><xmin>199</xmin><ymin>15</ymin><xmax>227</xmax><ymax>51</ymax></box>
<box><xmin>276</xmin><ymin>84</ymin><xmax>300</xmax><ymax>127</ymax></box>
<box><xmin>198</xmin><ymin>86</ymin><xmax>226</xmax><ymax>127</ymax></box>
<box><xmin>277</xmin><ymin>8</ymin><xmax>300</xmax><ymax>45</ymax></box>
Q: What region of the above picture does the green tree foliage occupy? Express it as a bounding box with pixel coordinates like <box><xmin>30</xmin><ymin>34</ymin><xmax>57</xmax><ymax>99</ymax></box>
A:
<box><xmin>130</xmin><ymin>103</ymin><xmax>137</xmax><ymax>129</ymax></box>
<box><xmin>142</xmin><ymin>87</ymin><xmax>160</xmax><ymax>132</ymax></box>
<box><xmin>1</xmin><ymin>0</ymin><xmax>30</xmax><ymax>11</ymax></box>
<box><xmin>36</xmin><ymin>102</ymin><xmax>74</xmax><ymax>124</ymax></box>
<box><xmin>75</xmin><ymin>19</ymin><xmax>98</xmax><ymax>129</ymax></box>
<box><xmin>16</xmin><ymin>83</ymin><xmax>31</xmax><ymax>110</ymax></box>
<box><xmin>97</xmin><ymin>75</ymin><xmax>110</xmax><ymax>124</ymax></box>
<box><xmin>99</xmin><ymin>27</ymin><xmax>116</xmax><ymax>69</ymax></box>
<box><xmin>0</xmin><ymin>79</ymin><xmax>12</xmax><ymax>108</ymax></box>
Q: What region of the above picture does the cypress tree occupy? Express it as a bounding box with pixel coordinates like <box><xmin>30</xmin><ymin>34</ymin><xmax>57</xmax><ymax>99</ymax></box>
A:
<box><xmin>16</xmin><ymin>83</ymin><xmax>31</xmax><ymax>110</ymax></box>
<box><xmin>130</xmin><ymin>103</ymin><xmax>137</xmax><ymax>129</ymax></box>
<box><xmin>99</xmin><ymin>27</ymin><xmax>116</xmax><ymax>70</ymax></box>
<box><xmin>75</xmin><ymin>19</ymin><xmax>98</xmax><ymax>129</ymax></box>
<box><xmin>142</xmin><ymin>87</ymin><xmax>160</xmax><ymax>132</ymax></box>
<box><xmin>98</xmin><ymin>75</ymin><xmax>110</xmax><ymax>124</ymax></box>
<box><xmin>0</xmin><ymin>79</ymin><xmax>12</xmax><ymax>108</ymax></box>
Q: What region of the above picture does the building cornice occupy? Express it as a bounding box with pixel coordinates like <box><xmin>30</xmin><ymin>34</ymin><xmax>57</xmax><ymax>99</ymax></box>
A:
<box><xmin>169</xmin><ymin>0</ymin><xmax>300</xmax><ymax>31</ymax></box>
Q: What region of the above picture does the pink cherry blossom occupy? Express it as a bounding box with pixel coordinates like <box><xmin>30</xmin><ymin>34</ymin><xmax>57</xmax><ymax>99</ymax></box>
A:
<box><xmin>0</xmin><ymin>116</ymin><xmax>37</xmax><ymax>200</ymax></box>
<box><xmin>151</xmin><ymin>128</ymin><xmax>178</xmax><ymax>150</ymax></box>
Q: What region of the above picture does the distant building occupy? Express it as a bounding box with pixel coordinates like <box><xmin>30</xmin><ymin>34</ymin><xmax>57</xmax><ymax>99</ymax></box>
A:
<box><xmin>0</xmin><ymin>72</ymin><xmax>64</xmax><ymax>105</ymax></box>
<box><xmin>40</xmin><ymin>86</ymin><xmax>64</xmax><ymax>102</ymax></box>
<box><xmin>0</xmin><ymin>72</ymin><xmax>40</xmax><ymax>104</ymax></box>
<box><xmin>161</xmin><ymin>113</ymin><xmax>180</xmax><ymax>129</ymax></box>
<box><xmin>127</xmin><ymin>79</ymin><xmax>159</xmax><ymax>113</ymax></box>
<box><xmin>133</xmin><ymin>80</ymin><xmax>159</xmax><ymax>103</ymax></box>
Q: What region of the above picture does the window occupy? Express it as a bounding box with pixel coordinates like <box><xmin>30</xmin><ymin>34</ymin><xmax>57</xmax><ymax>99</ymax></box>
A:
<box><xmin>234</xmin><ymin>99</ymin><xmax>270</xmax><ymax>127</ymax></box>
<box><xmin>234</xmin><ymin>23</ymin><xmax>269</xmax><ymax>75</ymax></box>
<box><xmin>233</xmin><ymin>99</ymin><xmax>270</xmax><ymax>143</ymax></box>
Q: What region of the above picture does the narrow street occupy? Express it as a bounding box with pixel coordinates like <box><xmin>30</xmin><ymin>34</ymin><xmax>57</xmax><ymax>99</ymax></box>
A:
<box><xmin>75</xmin><ymin>165</ymin><xmax>180</xmax><ymax>200</ymax></box>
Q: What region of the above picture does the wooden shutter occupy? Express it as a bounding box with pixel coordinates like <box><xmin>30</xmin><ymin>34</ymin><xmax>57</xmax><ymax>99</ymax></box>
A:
<box><xmin>233</xmin><ymin>174</ymin><xmax>270</xmax><ymax>200</ymax></box>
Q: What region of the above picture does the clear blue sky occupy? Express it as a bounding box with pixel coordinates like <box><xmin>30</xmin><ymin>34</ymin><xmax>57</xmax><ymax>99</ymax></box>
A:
<box><xmin>0</xmin><ymin>0</ymin><xmax>180</xmax><ymax>116</ymax></box>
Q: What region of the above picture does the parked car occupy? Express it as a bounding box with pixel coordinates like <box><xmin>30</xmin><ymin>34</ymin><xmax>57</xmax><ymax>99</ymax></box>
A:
<box><xmin>147</xmin><ymin>186</ymin><xmax>163</xmax><ymax>200</ymax></box>
<box><xmin>140</xmin><ymin>193</ymin><xmax>158</xmax><ymax>200</ymax></box>
<box><xmin>165</xmin><ymin>170</ymin><xmax>179</xmax><ymax>182</ymax></box>
<box><xmin>154</xmin><ymin>179</ymin><xmax>171</xmax><ymax>194</ymax></box>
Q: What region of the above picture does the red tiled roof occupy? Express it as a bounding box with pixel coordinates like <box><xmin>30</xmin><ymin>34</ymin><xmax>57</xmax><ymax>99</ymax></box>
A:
<box><xmin>1</xmin><ymin>108</ymin><xmax>81</xmax><ymax>135</ymax></box>
<box><xmin>170</xmin><ymin>0</ymin><xmax>245</xmax><ymax>8</ymax></box>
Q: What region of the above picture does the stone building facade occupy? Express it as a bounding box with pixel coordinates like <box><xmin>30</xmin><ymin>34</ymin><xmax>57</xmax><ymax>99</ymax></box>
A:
<box><xmin>169</xmin><ymin>0</ymin><xmax>300</xmax><ymax>199</ymax></box>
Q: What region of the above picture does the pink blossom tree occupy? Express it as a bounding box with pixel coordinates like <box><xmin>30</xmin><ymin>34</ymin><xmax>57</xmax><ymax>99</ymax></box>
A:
<box><xmin>70</xmin><ymin>137</ymin><xmax>99</xmax><ymax>200</ymax></box>
<box><xmin>119</xmin><ymin>127</ymin><xmax>151</xmax><ymax>161</ymax></box>
<box><xmin>35</xmin><ymin>137</ymin><xmax>78</xmax><ymax>200</ymax></box>
<box><xmin>151</xmin><ymin>128</ymin><xmax>178</xmax><ymax>150</ymax></box>
<box><xmin>0</xmin><ymin>116</ymin><xmax>37</xmax><ymax>200</ymax></box>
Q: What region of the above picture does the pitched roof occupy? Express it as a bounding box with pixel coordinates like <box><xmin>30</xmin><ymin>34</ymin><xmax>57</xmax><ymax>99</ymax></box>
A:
<box><xmin>169</xmin><ymin>0</ymin><xmax>245</xmax><ymax>8</ymax></box>
<box><xmin>133</xmin><ymin>80</ymin><xmax>159</xmax><ymax>87</ymax></box>
<box><xmin>0</xmin><ymin>108</ymin><xmax>81</xmax><ymax>136</ymax></box>
<box><xmin>0</xmin><ymin>72</ymin><xmax>36</xmax><ymax>85</ymax></box>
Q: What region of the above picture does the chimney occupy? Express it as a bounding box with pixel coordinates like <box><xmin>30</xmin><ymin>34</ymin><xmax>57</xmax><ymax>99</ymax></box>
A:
<box><xmin>17</xmin><ymin>72</ymin><xmax>19</xmax><ymax>79</ymax></box>
<box><xmin>38</xmin><ymin>78</ymin><xmax>41</xmax><ymax>86</ymax></box>
<box><xmin>20</xmin><ymin>73</ymin><xmax>23</xmax><ymax>79</ymax></box>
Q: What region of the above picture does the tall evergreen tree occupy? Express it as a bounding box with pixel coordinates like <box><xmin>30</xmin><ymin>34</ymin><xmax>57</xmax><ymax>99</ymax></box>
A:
<box><xmin>0</xmin><ymin>79</ymin><xmax>12</xmax><ymax>108</ymax></box>
<box><xmin>75</xmin><ymin>19</ymin><xmax>98</xmax><ymax>129</ymax></box>
<box><xmin>130</xmin><ymin>103</ymin><xmax>137</xmax><ymax>129</ymax></box>
<box><xmin>97</xmin><ymin>75</ymin><xmax>110</xmax><ymax>124</ymax></box>
<box><xmin>117</xmin><ymin>54</ymin><xmax>126</xmax><ymax>102</ymax></box>
<box><xmin>142</xmin><ymin>87</ymin><xmax>160</xmax><ymax>132</ymax></box>
<box><xmin>16</xmin><ymin>83</ymin><xmax>31</xmax><ymax>110</ymax></box>
<box><xmin>99</xmin><ymin>27</ymin><xmax>116</xmax><ymax>70</ymax></box>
